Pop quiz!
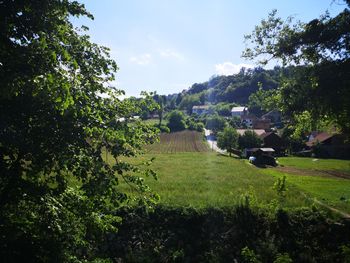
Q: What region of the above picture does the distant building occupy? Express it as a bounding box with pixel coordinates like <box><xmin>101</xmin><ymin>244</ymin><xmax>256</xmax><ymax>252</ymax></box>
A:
<box><xmin>192</xmin><ymin>105</ymin><xmax>210</xmax><ymax>115</ymax></box>
<box><xmin>305</xmin><ymin>132</ymin><xmax>350</xmax><ymax>159</ymax></box>
<box><xmin>243</xmin><ymin>147</ymin><xmax>275</xmax><ymax>158</ymax></box>
<box><xmin>241</xmin><ymin>114</ymin><xmax>257</xmax><ymax>128</ymax></box>
<box><xmin>260</xmin><ymin>132</ymin><xmax>286</xmax><ymax>155</ymax></box>
<box><xmin>236</xmin><ymin>129</ymin><xmax>266</xmax><ymax>137</ymax></box>
<box><xmin>252</xmin><ymin>118</ymin><xmax>271</xmax><ymax>130</ymax></box>
<box><xmin>231</xmin><ymin>106</ymin><xmax>248</xmax><ymax>117</ymax></box>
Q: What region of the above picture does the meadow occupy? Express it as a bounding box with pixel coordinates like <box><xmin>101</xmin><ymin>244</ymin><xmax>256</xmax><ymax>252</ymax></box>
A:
<box><xmin>122</xmin><ymin>131</ymin><xmax>350</xmax><ymax>215</ymax></box>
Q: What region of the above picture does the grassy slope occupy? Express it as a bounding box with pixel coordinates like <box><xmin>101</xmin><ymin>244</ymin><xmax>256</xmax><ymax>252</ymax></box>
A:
<box><xmin>122</xmin><ymin>152</ymin><xmax>309</xmax><ymax>209</ymax></box>
<box><xmin>277</xmin><ymin>157</ymin><xmax>350</xmax><ymax>173</ymax></box>
<box><xmin>119</xmin><ymin>131</ymin><xmax>350</xmax><ymax>213</ymax></box>
<box><xmin>263</xmin><ymin>169</ymin><xmax>350</xmax><ymax>213</ymax></box>
<box><xmin>261</xmin><ymin>157</ymin><xmax>350</xmax><ymax>213</ymax></box>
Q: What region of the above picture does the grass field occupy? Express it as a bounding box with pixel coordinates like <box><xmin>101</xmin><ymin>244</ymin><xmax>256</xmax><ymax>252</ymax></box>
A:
<box><xmin>120</xmin><ymin>131</ymin><xmax>350</xmax><ymax>214</ymax></box>
<box><xmin>277</xmin><ymin>157</ymin><xmax>350</xmax><ymax>173</ymax></box>
<box><xmin>123</xmin><ymin>152</ymin><xmax>309</xmax><ymax>209</ymax></box>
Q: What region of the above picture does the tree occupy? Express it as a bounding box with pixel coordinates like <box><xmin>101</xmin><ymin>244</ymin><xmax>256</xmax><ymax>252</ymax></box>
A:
<box><xmin>0</xmin><ymin>1</ymin><xmax>158</xmax><ymax>261</ymax></box>
<box><xmin>167</xmin><ymin>110</ymin><xmax>187</xmax><ymax>132</ymax></box>
<box><xmin>243</xmin><ymin>2</ymin><xmax>350</xmax><ymax>135</ymax></box>
<box><xmin>153</xmin><ymin>93</ymin><xmax>166</xmax><ymax>127</ymax></box>
<box><xmin>205</xmin><ymin>115</ymin><xmax>226</xmax><ymax>134</ymax></box>
<box><xmin>238</xmin><ymin>130</ymin><xmax>263</xmax><ymax>150</ymax></box>
<box><xmin>217</xmin><ymin>127</ymin><xmax>239</xmax><ymax>156</ymax></box>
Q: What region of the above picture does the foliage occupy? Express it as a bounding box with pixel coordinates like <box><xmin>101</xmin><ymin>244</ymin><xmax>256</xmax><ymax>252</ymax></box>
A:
<box><xmin>0</xmin><ymin>1</ymin><xmax>158</xmax><ymax>261</ymax></box>
<box><xmin>248</xmin><ymin>85</ymin><xmax>282</xmax><ymax>116</ymax></box>
<box><xmin>153</xmin><ymin>92</ymin><xmax>166</xmax><ymax>127</ymax></box>
<box><xmin>273</xmin><ymin>176</ymin><xmax>288</xmax><ymax>206</ymax></box>
<box><xmin>176</xmin><ymin>67</ymin><xmax>281</xmax><ymax>107</ymax></box>
<box><xmin>273</xmin><ymin>253</ymin><xmax>293</xmax><ymax>263</ymax></box>
<box><xmin>238</xmin><ymin>130</ymin><xmax>263</xmax><ymax>150</ymax></box>
<box><xmin>101</xmin><ymin>206</ymin><xmax>350</xmax><ymax>262</ymax></box>
<box><xmin>178</xmin><ymin>94</ymin><xmax>201</xmax><ymax>114</ymax></box>
<box><xmin>241</xmin><ymin>247</ymin><xmax>261</xmax><ymax>263</ymax></box>
<box><xmin>229</xmin><ymin>116</ymin><xmax>242</xmax><ymax>128</ymax></box>
<box><xmin>205</xmin><ymin>115</ymin><xmax>226</xmax><ymax>133</ymax></box>
<box><xmin>217</xmin><ymin>127</ymin><xmax>239</xmax><ymax>156</ymax></box>
<box><xmin>213</xmin><ymin>102</ymin><xmax>235</xmax><ymax>116</ymax></box>
<box><xmin>243</xmin><ymin>4</ymin><xmax>350</xmax><ymax>134</ymax></box>
<box><xmin>167</xmin><ymin>110</ymin><xmax>187</xmax><ymax>132</ymax></box>
<box><xmin>186</xmin><ymin>117</ymin><xmax>205</xmax><ymax>132</ymax></box>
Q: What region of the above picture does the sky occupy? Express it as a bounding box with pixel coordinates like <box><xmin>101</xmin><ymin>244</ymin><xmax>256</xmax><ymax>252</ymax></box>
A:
<box><xmin>73</xmin><ymin>0</ymin><xmax>346</xmax><ymax>97</ymax></box>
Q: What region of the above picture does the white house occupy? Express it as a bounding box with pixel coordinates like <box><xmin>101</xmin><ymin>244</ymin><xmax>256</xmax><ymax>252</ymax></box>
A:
<box><xmin>231</xmin><ymin>106</ymin><xmax>248</xmax><ymax>117</ymax></box>
<box><xmin>192</xmin><ymin>105</ymin><xmax>210</xmax><ymax>115</ymax></box>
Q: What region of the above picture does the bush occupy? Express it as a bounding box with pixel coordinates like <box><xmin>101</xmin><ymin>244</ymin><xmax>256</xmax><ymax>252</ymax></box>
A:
<box><xmin>102</xmin><ymin>206</ymin><xmax>350</xmax><ymax>262</ymax></box>
<box><xmin>167</xmin><ymin>110</ymin><xmax>186</xmax><ymax>132</ymax></box>
<box><xmin>158</xmin><ymin>124</ymin><xmax>170</xmax><ymax>133</ymax></box>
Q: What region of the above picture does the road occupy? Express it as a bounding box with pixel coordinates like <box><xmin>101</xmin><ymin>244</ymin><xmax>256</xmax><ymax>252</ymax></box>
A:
<box><xmin>204</xmin><ymin>129</ymin><xmax>226</xmax><ymax>154</ymax></box>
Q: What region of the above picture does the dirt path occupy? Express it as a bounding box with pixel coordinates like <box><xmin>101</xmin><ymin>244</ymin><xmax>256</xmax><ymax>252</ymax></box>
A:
<box><xmin>298</xmin><ymin>192</ymin><xmax>350</xmax><ymax>219</ymax></box>
<box><xmin>275</xmin><ymin>166</ymin><xmax>350</xmax><ymax>180</ymax></box>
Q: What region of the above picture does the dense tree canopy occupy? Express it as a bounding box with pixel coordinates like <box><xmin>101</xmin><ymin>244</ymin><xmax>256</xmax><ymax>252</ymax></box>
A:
<box><xmin>167</xmin><ymin>110</ymin><xmax>187</xmax><ymax>132</ymax></box>
<box><xmin>238</xmin><ymin>130</ymin><xmax>263</xmax><ymax>150</ymax></box>
<box><xmin>217</xmin><ymin>127</ymin><xmax>239</xmax><ymax>156</ymax></box>
<box><xmin>205</xmin><ymin>115</ymin><xmax>226</xmax><ymax>134</ymax></box>
<box><xmin>0</xmin><ymin>1</ymin><xmax>158</xmax><ymax>261</ymax></box>
<box><xmin>243</xmin><ymin>1</ymin><xmax>350</xmax><ymax>135</ymax></box>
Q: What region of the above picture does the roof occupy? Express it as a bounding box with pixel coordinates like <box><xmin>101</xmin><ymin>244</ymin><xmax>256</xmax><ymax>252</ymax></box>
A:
<box><xmin>259</xmin><ymin>132</ymin><xmax>281</xmax><ymax>139</ymax></box>
<box><xmin>246</xmin><ymin>147</ymin><xmax>275</xmax><ymax>152</ymax></box>
<box><xmin>306</xmin><ymin>132</ymin><xmax>334</xmax><ymax>147</ymax></box>
<box><xmin>192</xmin><ymin>105</ymin><xmax>209</xmax><ymax>110</ymax></box>
<box><xmin>231</xmin><ymin>106</ymin><xmax>248</xmax><ymax>112</ymax></box>
<box><xmin>260</xmin><ymin>148</ymin><xmax>275</xmax><ymax>152</ymax></box>
<box><xmin>236</xmin><ymin>129</ymin><xmax>266</xmax><ymax>136</ymax></box>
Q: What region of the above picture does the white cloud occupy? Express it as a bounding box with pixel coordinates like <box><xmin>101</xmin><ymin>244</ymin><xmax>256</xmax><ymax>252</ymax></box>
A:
<box><xmin>159</xmin><ymin>49</ymin><xmax>184</xmax><ymax>60</ymax></box>
<box><xmin>129</xmin><ymin>53</ymin><xmax>152</xmax><ymax>65</ymax></box>
<box><xmin>215</xmin><ymin>62</ymin><xmax>254</xmax><ymax>76</ymax></box>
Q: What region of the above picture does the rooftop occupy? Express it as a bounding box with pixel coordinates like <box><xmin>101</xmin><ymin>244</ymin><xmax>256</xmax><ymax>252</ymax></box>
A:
<box><xmin>231</xmin><ymin>106</ymin><xmax>248</xmax><ymax>112</ymax></box>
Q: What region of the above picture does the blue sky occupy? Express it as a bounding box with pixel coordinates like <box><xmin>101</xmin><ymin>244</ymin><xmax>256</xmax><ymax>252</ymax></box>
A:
<box><xmin>74</xmin><ymin>0</ymin><xmax>345</xmax><ymax>97</ymax></box>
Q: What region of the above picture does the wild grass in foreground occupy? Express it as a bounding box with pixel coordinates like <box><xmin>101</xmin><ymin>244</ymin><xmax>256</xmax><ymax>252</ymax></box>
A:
<box><xmin>121</xmin><ymin>152</ymin><xmax>310</xmax><ymax>209</ymax></box>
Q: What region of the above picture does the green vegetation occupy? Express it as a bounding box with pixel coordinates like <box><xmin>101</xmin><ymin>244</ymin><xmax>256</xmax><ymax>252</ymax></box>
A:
<box><xmin>167</xmin><ymin>110</ymin><xmax>187</xmax><ymax>131</ymax></box>
<box><xmin>238</xmin><ymin>130</ymin><xmax>263</xmax><ymax>149</ymax></box>
<box><xmin>263</xmin><ymin>169</ymin><xmax>350</xmax><ymax>213</ymax></box>
<box><xmin>205</xmin><ymin>114</ymin><xmax>226</xmax><ymax>133</ymax></box>
<box><xmin>217</xmin><ymin>127</ymin><xmax>239</xmax><ymax>156</ymax></box>
<box><xmin>243</xmin><ymin>5</ymin><xmax>350</xmax><ymax>134</ymax></box>
<box><xmin>104</xmin><ymin>205</ymin><xmax>350</xmax><ymax>262</ymax></box>
<box><xmin>122</xmin><ymin>152</ymin><xmax>310</xmax><ymax>208</ymax></box>
<box><xmin>2</xmin><ymin>0</ymin><xmax>350</xmax><ymax>261</ymax></box>
<box><xmin>278</xmin><ymin>157</ymin><xmax>350</xmax><ymax>173</ymax></box>
<box><xmin>0</xmin><ymin>1</ymin><xmax>158</xmax><ymax>262</ymax></box>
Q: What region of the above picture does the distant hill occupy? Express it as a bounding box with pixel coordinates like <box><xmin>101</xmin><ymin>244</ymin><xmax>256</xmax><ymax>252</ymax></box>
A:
<box><xmin>166</xmin><ymin>66</ymin><xmax>287</xmax><ymax>114</ymax></box>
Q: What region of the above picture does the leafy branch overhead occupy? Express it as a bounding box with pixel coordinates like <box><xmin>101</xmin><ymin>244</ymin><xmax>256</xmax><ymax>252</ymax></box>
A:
<box><xmin>0</xmin><ymin>0</ymin><xmax>159</xmax><ymax>261</ymax></box>
<box><xmin>242</xmin><ymin>2</ymin><xmax>350</xmax><ymax>134</ymax></box>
